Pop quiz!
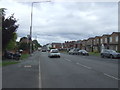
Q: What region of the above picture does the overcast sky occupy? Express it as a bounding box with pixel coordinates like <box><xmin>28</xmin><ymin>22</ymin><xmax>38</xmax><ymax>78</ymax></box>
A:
<box><xmin>0</xmin><ymin>0</ymin><xmax>118</xmax><ymax>45</ymax></box>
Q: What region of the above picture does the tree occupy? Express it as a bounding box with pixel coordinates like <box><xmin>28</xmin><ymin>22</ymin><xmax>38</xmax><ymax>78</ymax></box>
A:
<box><xmin>1</xmin><ymin>8</ymin><xmax>19</xmax><ymax>51</ymax></box>
<box><xmin>6</xmin><ymin>33</ymin><xmax>17</xmax><ymax>50</ymax></box>
<box><xmin>19</xmin><ymin>42</ymin><xmax>29</xmax><ymax>51</ymax></box>
<box><xmin>32</xmin><ymin>40</ymin><xmax>42</xmax><ymax>50</ymax></box>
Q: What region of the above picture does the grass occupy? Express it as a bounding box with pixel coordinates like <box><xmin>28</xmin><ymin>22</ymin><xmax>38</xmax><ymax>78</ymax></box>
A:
<box><xmin>2</xmin><ymin>61</ymin><xmax>19</xmax><ymax>66</ymax></box>
<box><xmin>0</xmin><ymin>62</ymin><xmax>2</xmax><ymax>66</ymax></box>
<box><xmin>89</xmin><ymin>52</ymin><xmax>100</xmax><ymax>56</ymax></box>
<box><xmin>20</xmin><ymin>53</ymin><xmax>30</xmax><ymax>60</ymax></box>
<box><xmin>60</xmin><ymin>51</ymin><xmax>68</xmax><ymax>53</ymax></box>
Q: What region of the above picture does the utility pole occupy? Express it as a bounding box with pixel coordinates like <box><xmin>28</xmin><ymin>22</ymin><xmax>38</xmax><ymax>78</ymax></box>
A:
<box><xmin>29</xmin><ymin>1</ymin><xmax>51</xmax><ymax>55</ymax></box>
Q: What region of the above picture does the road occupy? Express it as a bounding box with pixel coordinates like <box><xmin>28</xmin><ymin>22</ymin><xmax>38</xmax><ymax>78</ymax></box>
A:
<box><xmin>2</xmin><ymin>51</ymin><xmax>119</xmax><ymax>88</ymax></box>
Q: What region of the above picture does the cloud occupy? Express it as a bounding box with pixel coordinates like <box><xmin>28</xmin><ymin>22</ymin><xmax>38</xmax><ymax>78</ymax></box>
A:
<box><xmin>0</xmin><ymin>0</ymin><xmax>118</xmax><ymax>45</ymax></box>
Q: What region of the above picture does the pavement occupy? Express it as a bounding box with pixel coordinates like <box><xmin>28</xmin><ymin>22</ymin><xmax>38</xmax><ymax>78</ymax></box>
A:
<box><xmin>2</xmin><ymin>51</ymin><xmax>39</xmax><ymax>88</ymax></box>
<box><xmin>2</xmin><ymin>51</ymin><xmax>119</xmax><ymax>88</ymax></box>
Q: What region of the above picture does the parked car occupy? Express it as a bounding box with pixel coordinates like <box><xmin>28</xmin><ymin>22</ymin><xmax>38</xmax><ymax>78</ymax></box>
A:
<box><xmin>4</xmin><ymin>50</ymin><xmax>22</xmax><ymax>60</ymax></box>
<box><xmin>41</xmin><ymin>49</ymin><xmax>47</xmax><ymax>52</ymax></box>
<box><xmin>101</xmin><ymin>49</ymin><xmax>120</xmax><ymax>59</ymax></box>
<box><xmin>48</xmin><ymin>49</ymin><xmax>60</xmax><ymax>58</ymax></box>
<box><xmin>78</xmin><ymin>50</ymin><xmax>89</xmax><ymax>56</ymax></box>
<box><xmin>68</xmin><ymin>48</ymin><xmax>79</xmax><ymax>55</ymax></box>
<box><xmin>4</xmin><ymin>51</ymin><xmax>13</xmax><ymax>59</ymax></box>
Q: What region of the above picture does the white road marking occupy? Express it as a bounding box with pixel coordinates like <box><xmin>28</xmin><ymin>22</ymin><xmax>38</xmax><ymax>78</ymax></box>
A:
<box><xmin>39</xmin><ymin>57</ymin><xmax>42</xmax><ymax>88</ymax></box>
<box><xmin>76</xmin><ymin>62</ymin><xmax>92</xmax><ymax>69</ymax></box>
<box><xmin>64</xmin><ymin>58</ymin><xmax>71</xmax><ymax>62</ymax></box>
<box><xmin>24</xmin><ymin>65</ymin><xmax>32</xmax><ymax>68</ymax></box>
<box><xmin>103</xmin><ymin>73</ymin><xmax>119</xmax><ymax>80</ymax></box>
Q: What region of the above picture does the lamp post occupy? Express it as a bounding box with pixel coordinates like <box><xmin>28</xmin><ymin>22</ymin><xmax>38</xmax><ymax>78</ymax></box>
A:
<box><xmin>29</xmin><ymin>1</ymin><xmax>51</xmax><ymax>55</ymax></box>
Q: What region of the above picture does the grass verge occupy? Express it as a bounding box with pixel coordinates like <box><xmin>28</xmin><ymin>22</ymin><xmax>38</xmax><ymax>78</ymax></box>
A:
<box><xmin>0</xmin><ymin>62</ymin><xmax>2</xmax><ymax>66</ymax></box>
<box><xmin>2</xmin><ymin>61</ymin><xmax>19</xmax><ymax>66</ymax></box>
<box><xmin>20</xmin><ymin>54</ymin><xmax>29</xmax><ymax>60</ymax></box>
<box><xmin>89</xmin><ymin>52</ymin><xmax>100</xmax><ymax>56</ymax></box>
<box><xmin>60</xmin><ymin>51</ymin><xmax>68</xmax><ymax>53</ymax></box>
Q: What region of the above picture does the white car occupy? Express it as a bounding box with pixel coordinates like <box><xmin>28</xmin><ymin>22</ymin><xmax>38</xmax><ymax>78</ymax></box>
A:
<box><xmin>48</xmin><ymin>49</ymin><xmax>60</xmax><ymax>58</ymax></box>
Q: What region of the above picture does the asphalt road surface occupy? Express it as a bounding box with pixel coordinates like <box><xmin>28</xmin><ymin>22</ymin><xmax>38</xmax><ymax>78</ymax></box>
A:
<box><xmin>2</xmin><ymin>51</ymin><xmax>119</xmax><ymax>88</ymax></box>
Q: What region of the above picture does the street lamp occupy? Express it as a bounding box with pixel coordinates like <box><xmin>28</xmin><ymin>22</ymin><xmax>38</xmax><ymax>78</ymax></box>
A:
<box><xmin>29</xmin><ymin>1</ymin><xmax>51</xmax><ymax>55</ymax></box>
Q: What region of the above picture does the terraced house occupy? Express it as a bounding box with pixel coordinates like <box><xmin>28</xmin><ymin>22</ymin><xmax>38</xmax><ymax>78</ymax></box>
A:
<box><xmin>109</xmin><ymin>32</ymin><xmax>120</xmax><ymax>52</ymax></box>
<box><xmin>47</xmin><ymin>32</ymin><xmax>120</xmax><ymax>53</ymax></box>
<box><xmin>86</xmin><ymin>37</ymin><xmax>94</xmax><ymax>52</ymax></box>
<box><xmin>93</xmin><ymin>36</ymin><xmax>101</xmax><ymax>52</ymax></box>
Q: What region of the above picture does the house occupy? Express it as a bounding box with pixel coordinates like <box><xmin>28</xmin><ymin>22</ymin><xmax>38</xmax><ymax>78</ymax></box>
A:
<box><xmin>74</xmin><ymin>40</ymin><xmax>82</xmax><ymax>49</ymax></box>
<box><xmin>64</xmin><ymin>41</ymin><xmax>76</xmax><ymax>49</ymax></box>
<box><xmin>93</xmin><ymin>36</ymin><xmax>101</xmax><ymax>52</ymax></box>
<box><xmin>51</xmin><ymin>43</ymin><xmax>62</xmax><ymax>49</ymax></box>
<box><xmin>100</xmin><ymin>34</ymin><xmax>110</xmax><ymax>49</ymax></box>
<box><xmin>81</xmin><ymin>39</ymin><xmax>87</xmax><ymax>50</ymax></box>
<box><xmin>86</xmin><ymin>37</ymin><xmax>94</xmax><ymax>52</ymax></box>
<box><xmin>109</xmin><ymin>32</ymin><xmax>120</xmax><ymax>52</ymax></box>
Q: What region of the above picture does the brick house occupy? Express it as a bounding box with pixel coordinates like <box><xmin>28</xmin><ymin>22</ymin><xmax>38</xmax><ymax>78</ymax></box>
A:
<box><xmin>100</xmin><ymin>34</ymin><xmax>110</xmax><ymax>50</ymax></box>
<box><xmin>64</xmin><ymin>41</ymin><xmax>76</xmax><ymax>49</ymax></box>
<box><xmin>109</xmin><ymin>32</ymin><xmax>120</xmax><ymax>52</ymax></box>
<box><xmin>74</xmin><ymin>40</ymin><xmax>82</xmax><ymax>49</ymax></box>
<box><xmin>20</xmin><ymin>37</ymin><xmax>29</xmax><ymax>43</ymax></box>
<box><xmin>86</xmin><ymin>37</ymin><xmax>94</xmax><ymax>52</ymax></box>
<box><xmin>93</xmin><ymin>36</ymin><xmax>101</xmax><ymax>52</ymax></box>
<box><xmin>81</xmin><ymin>39</ymin><xmax>87</xmax><ymax>50</ymax></box>
<box><xmin>51</xmin><ymin>43</ymin><xmax>62</xmax><ymax>49</ymax></box>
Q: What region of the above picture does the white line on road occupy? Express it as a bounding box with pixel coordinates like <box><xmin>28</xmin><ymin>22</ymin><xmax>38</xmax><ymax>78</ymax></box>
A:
<box><xmin>64</xmin><ymin>58</ymin><xmax>71</xmax><ymax>62</ymax></box>
<box><xmin>76</xmin><ymin>62</ymin><xmax>92</xmax><ymax>69</ymax></box>
<box><xmin>103</xmin><ymin>73</ymin><xmax>119</xmax><ymax>80</ymax></box>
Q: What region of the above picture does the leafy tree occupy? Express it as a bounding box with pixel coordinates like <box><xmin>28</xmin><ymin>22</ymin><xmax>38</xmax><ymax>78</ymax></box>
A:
<box><xmin>19</xmin><ymin>42</ymin><xmax>29</xmax><ymax>51</ymax></box>
<box><xmin>32</xmin><ymin>40</ymin><xmax>42</xmax><ymax>50</ymax></box>
<box><xmin>6</xmin><ymin>33</ymin><xmax>17</xmax><ymax>50</ymax></box>
<box><xmin>1</xmin><ymin>8</ymin><xmax>19</xmax><ymax>51</ymax></box>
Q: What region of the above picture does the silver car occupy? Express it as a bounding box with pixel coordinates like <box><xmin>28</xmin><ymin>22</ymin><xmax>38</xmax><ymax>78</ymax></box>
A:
<box><xmin>101</xmin><ymin>49</ymin><xmax>120</xmax><ymax>59</ymax></box>
<box><xmin>48</xmin><ymin>49</ymin><xmax>60</xmax><ymax>58</ymax></box>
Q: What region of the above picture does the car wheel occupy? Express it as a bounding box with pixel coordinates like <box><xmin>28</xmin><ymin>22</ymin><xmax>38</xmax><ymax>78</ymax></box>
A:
<box><xmin>101</xmin><ymin>54</ymin><xmax>104</xmax><ymax>58</ymax></box>
<box><xmin>110</xmin><ymin>55</ymin><xmax>113</xmax><ymax>59</ymax></box>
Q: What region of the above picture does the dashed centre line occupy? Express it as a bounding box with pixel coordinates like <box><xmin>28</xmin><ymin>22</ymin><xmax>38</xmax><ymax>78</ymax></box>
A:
<box><xmin>64</xmin><ymin>58</ymin><xmax>118</xmax><ymax>81</ymax></box>
<box><xmin>103</xmin><ymin>73</ymin><xmax>119</xmax><ymax>80</ymax></box>
<box><xmin>64</xmin><ymin>58</ymin><xmax>92</xmax><ymax>70</ymax></box>
<box><xmin>64</xmin><ymin>58</ymin><xmax>72</xmax><ymax>62</ymax></box>
<box><xmin>76</xmin><ymin>62</ymin><xmax>92</xmax><ymax>69</ymax></box>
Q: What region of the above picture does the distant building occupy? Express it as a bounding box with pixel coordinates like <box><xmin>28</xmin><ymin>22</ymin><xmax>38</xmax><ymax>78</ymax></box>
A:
<box><xmin>51</xmin><ymin>43</ymin><xmax>62</xmax><ymax>49</ymax></box>
<box><xmin>81</xmin><ymin>40</ymin><xmax>87</xmax><ymax>50</ymax></box>
<box><xmin>74</xmin><ymin>40</ymin><xmax>82</xmax><ymax>49</ymax></box>
<box><xmin>109</xmin><ymin>32</ymin><xmax>120</xmax><ymax>51</ymax></box>
<box><xmin>93</xmin><ymin>36</ymin><xmax>101</xmax><ymax>52</ymax></box>
<box><xmin>86</xmin><ymin>37</ymin><xmax>94</xmax><ymax>52</ymax></box>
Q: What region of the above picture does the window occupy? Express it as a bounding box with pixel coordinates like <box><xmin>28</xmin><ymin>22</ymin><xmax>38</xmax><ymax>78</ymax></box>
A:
<box><xmin>105</xmin><ymin>38</ymin><xmax>107</xmax><ymax>43</ymax></box>
<box><xmin>115</xmin><ymin>36</ymin><xmax>118</xmax><ymax>42</ymax></box>
<box><xmin>110</xmin><ymin>37</ymin><xmax>112</xmax><ymax>42</ymax></box>
<box><xmin>97</xmin><ymin>39</ymin><xmax>99</xmax><ymax>43</ymax></box>
<box><xmin>116</xmin><ymin>46</ymin><xmax>118</xmax><ymax>51</ymax></box>
<box><xmin>101</xmin><ymin>39</ymin><xmax>103</xmax><ymax>43</ymax></box>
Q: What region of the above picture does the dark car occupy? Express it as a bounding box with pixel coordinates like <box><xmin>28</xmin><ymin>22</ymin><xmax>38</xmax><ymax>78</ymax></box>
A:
<box><xmin>101</xmin><ymin>49</ymin><xmax>120</xmax><ymax>59</ymax></box>
<box><xmin>68</xmin><ymin>48</ymin><xmax>79</xmax><ymax>55</ymax></box>
<box><xmin>41</xmin><ymin>49</ymin><xmax>46</xmax><ymax>52</ymax></box>
<box><xmin>4</xmin><ymin>51</ymin><xmax>21</xmax><ymax>60</ymax></box>
<box><xmin>78</xmin><ymin>50</ymin><xmax>89</xmax><ymax>56</ymax></box>
<box><xmin>4</xmin><ymin>51</ymin><xmax>13</xmax><ymax>59</ymax></box>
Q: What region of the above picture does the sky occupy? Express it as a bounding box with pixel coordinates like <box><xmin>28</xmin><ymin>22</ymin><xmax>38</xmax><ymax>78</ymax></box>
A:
<box><xmin>0</xmin><ymin>0</ymin><xmax>118</xmax><ymax>45</ymax></box>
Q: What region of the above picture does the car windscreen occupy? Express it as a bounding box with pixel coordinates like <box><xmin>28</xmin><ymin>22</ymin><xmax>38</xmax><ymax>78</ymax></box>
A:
<box><xmin>108</xmin><ymin>50</ymin><xmax>117</xmax><ymax>53</ymax></box>
<box><xmin>51</xmin><ymin>50</ymin><xmax>59</xmax><ymax>53</ymax></box>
